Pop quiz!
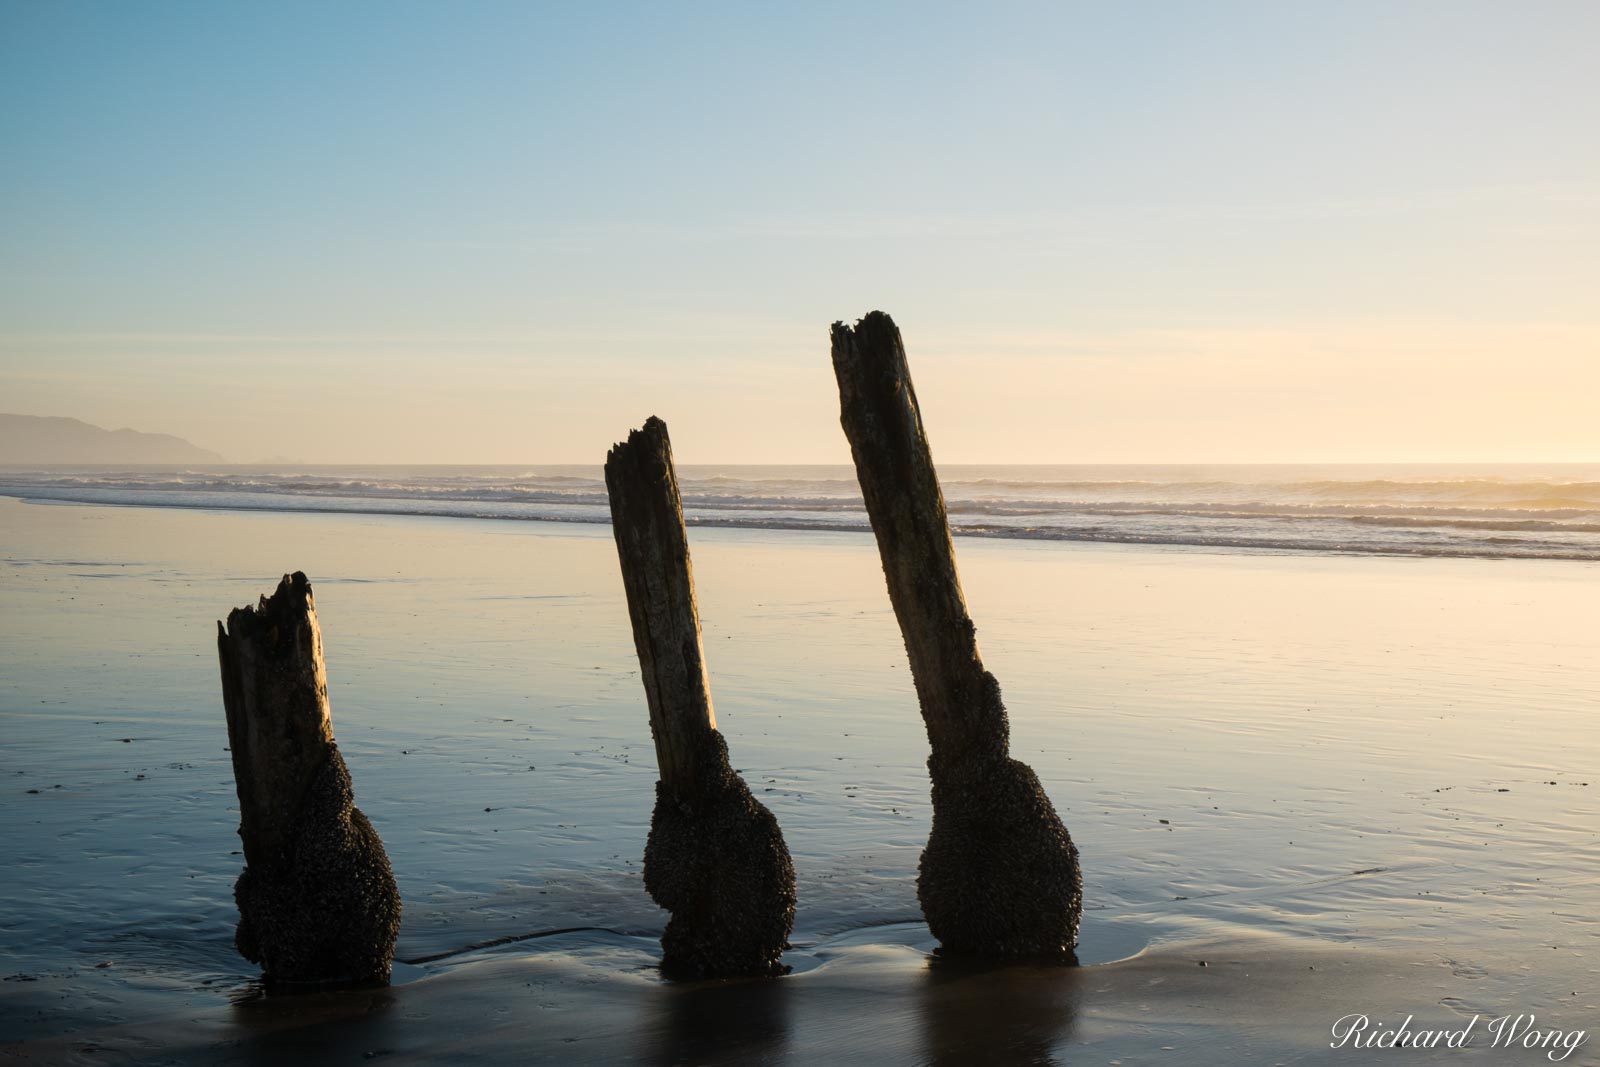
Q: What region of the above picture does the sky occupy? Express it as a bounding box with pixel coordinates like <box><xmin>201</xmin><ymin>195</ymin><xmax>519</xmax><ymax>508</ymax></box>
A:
<box><xmin>1</xmin><ymin>1</ymin><xmax>1596</xmax><ymax>464</ymax></box>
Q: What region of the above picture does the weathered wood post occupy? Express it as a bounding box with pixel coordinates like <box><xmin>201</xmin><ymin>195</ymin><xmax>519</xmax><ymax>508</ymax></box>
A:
<box><xmin>217</xmin><ymin>571</ymin><xmax>401</xmax><ymax>985</ymax></box>
<box><xmin>605</xmin><ymin>416</ymin><xmax>796</xmax><ymax>978</ymax></box>
<box><xmin>830</xmin><ymin>312</ymin><xmax>1081</xmax><ymax>958</ymax></box>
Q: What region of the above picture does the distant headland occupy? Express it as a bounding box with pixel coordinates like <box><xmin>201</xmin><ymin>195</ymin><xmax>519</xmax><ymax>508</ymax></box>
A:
<box><xmin>0</xmin><ymin>413</ymin><xmax>225</xmax><ymax>465</ymax></box>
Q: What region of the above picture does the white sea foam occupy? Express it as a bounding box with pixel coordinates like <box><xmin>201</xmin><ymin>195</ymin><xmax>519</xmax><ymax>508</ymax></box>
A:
<box><xmin>3</xmin><ymin>463</ymin><xmax>1598</xmax><ymax>560</ymax></box>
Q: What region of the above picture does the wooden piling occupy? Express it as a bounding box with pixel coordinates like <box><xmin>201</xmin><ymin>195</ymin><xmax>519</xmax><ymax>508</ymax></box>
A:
<box><xmin>831</xmin><ymin>312</ymin><xmax>1082</xmax><ymax>959</ymax></box>
<box><xmin>606</xmin><ymin>416</ymin><xmax>796</xmax><ymax>978</ymax></box>
<box><xmin>217</xmin><ymin>572</ymin><xmax>401</xmax><ymax>985</ymax></box>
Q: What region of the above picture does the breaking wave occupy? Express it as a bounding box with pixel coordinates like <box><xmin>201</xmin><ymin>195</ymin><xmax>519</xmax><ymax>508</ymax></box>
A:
<box><xmin>3</xmin><ymin>463</ymin><xmax>1598</xmax><ymax>562</ymax></box>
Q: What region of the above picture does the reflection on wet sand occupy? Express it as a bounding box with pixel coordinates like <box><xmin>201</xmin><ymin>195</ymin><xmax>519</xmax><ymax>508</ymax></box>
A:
<box><xmin>638</xmin><ymin>972</ymin><xmax>791</xmax><ymax>1065</ymax></box>
<box><xmin>224</xmin><ymin>986</ymin><xmax>397</xmax><ymax>1065</ymax></box>
<box><xmin>919</xmin><ymin>956</ymin><xmax>1081</xmax><ymax>1066</ymax></box>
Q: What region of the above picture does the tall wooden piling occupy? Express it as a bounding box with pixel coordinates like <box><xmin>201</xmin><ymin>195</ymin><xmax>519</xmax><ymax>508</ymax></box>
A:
<box><xmin>217</xmin><ymin>572</ymin><xmax>401</xmax><ymax>985</ymax></box>
<box><xmin>831</xmin><ymin>312</ymin><xmax>1081</xmax><ymax>958</ymax></box>
<box><xmin>606</xmin><ymin>416</ymin><xmax>796</xmax><ymax>978</ymax></box>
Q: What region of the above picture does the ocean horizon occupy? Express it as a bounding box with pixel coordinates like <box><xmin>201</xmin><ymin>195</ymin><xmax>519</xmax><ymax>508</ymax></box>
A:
<box><xmin>4</xmin><ymin>461</ymin><xmax>1600</xmax><ymax>562</ymax></box>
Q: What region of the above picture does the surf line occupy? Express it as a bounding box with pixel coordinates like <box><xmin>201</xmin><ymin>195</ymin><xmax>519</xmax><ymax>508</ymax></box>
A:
<box><xmin>1331</xmin><ymin>1013</ymin><xmax>1588</xmax><ymax>1061</ymax></box>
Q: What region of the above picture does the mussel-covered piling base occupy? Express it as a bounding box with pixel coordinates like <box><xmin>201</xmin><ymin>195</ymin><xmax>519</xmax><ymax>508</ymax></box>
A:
<box><xmin>919</xmin><ymin>753</ymin><xmax>1082</xmax><ymax>961</ymax></box>
<box><xmin>233</xmin><ymin>747</ymin><xmax>402</xmax><ymax>986</ymax></box>
<box><xmin>643</xmin><ymin>731</ymin><xmax>796</xmax><ymax>979</ymax></box>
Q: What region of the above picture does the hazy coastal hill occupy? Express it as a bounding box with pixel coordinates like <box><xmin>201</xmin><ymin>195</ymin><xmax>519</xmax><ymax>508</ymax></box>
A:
<box><xmin>0</xmin><ymin>413</ymin><xmax>225</xmax><ymax>464</ymax></box>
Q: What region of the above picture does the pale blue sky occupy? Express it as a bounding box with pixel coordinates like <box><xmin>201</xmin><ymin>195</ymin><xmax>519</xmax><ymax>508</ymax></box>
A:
<box><xmin>2</xmin><ymin>1</ymin><xmax>1596</xmax><ymax>462</ymax></box>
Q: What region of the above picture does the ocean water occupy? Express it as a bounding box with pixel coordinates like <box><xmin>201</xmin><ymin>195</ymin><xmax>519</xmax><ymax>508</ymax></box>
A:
<box><xmin>2</xmin><ymin>494</ymin><xmax>1598</xmax><ymax>1061</ymax></box>
<box><xmin>3</xmin><ymin>462</ymin><xmax>1600</xmax><ymax>561</ymax></box>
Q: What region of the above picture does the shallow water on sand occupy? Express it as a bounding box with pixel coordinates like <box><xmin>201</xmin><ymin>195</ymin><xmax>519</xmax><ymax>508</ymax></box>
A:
<box><xmin>2</xmin><ymin>496</ymin><xmax>1598</xmax><ymax>1061</ymax></box>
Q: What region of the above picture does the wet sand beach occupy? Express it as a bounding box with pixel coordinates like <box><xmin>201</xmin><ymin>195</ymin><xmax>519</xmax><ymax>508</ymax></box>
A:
<box><xmin>8</xmin><ymin>932</ymin><xmax>1564</xmax><ymax>1065</ymax></box>
<box><xmin>2</xmin><ymin>495</ymin><xmax>1597</xmax><ymax>1063</ymax></box>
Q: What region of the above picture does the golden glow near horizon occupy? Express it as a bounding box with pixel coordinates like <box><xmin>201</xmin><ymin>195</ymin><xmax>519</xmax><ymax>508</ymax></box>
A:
<box><xmin>1</xmin><ymin>4</ymin><xmax>1595</xmax><ymax>464</ymax></box>
<box><xmin>3</xmin><ymin>318</ymin><xmax>1593</xmax><ymax>465</ymax></box>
